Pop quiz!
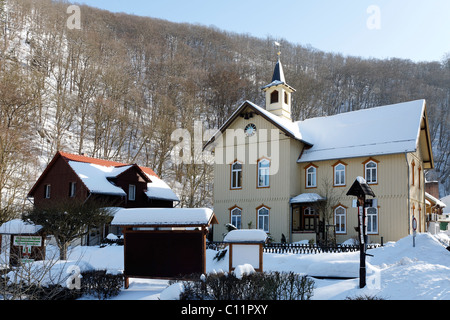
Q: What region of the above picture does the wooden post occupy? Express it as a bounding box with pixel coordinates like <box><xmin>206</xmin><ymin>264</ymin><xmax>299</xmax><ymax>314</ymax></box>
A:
<box><xmin>347</xmin><ymin>177</ymin><xmax>375</xmax><ymax>289</ymax></box>
<box><xmin>358</xmin><ymin>195</ymin><xmax>366</xmax><ymax>289</ymax></box>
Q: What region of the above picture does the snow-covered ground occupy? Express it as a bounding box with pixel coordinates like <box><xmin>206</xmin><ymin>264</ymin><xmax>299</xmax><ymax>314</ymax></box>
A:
<box><xmin>56</xmin><ymin>232</ymin><xmax>450</xmax><ymax>300</ymax></box>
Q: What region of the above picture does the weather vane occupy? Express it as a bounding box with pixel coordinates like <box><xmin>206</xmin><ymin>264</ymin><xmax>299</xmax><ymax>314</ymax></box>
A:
<box><xmin>274</xmin><ymin>41</ymin><xmax>281</xmax><ymax>58</ymax></box>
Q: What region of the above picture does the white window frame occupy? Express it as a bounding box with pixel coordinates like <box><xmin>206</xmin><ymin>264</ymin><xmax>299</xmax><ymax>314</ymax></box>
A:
<box><xmin>257</xmin><ymin>206</ymin><xmax>270</xmax><ymax>232</ymax></box>
<box><xmin>129</xmin><ymin>184</ymin><xmax>136</xmax><ymax>201</ymax></box>
<box><xmin>231</xmin><ymin>161</ymin><xmax>243</xmax><ymax>189</ymax></box>
<box><xmin>306</xmin><ymin>166</ymin><xmax>317</xmax><ymax>188</ymax></box>
<box><xmin>257</xmin><ymin>159</ymin><xmax>270</xmax><ymax>188</ymax></box>
<box><xmin>334</xmin><ymin>163</ymin><xmax>346</xmax><ymax>186</ymax></box>
<box><xmin>230</xmin><ymin>207</ymin><xmax>242</xmax><ymax>229</ymax></box>
<box><xmin>334</xmin><ymin>206</ymin><xmax>346</xmax><ymax>234</ymax></box>
<box><xmin>365</xmin><ymin>161</ymin><xmax>378</xmax><ymax>184</ymax></box>
<box><xmin>366</xmin><ymin>207</ymin><xmax>378</xmax><ymax>234</ymax></box>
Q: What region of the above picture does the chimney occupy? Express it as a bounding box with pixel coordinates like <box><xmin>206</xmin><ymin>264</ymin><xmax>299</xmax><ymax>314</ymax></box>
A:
<box><xmin>425</xmin><ymin>181</ymin><xmax>440</xmax><ymax>199</ymax></box>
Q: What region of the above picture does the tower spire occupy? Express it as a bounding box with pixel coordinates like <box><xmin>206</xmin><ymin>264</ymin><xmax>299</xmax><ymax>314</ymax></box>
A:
<box><xmin>260</xmin><ymin>41</ymin><xmax>296</xmax><ymax>121</ymax></box>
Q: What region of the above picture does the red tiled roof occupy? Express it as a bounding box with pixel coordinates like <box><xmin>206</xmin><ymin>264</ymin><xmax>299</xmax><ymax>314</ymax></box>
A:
<box><xmin>28</xmin><ymin>151</ymin><xmax>161</xmax><ymax>197</ymax></box>
<box><xmin>59</xmin><ymin>152</ymin><xmax>127</xmax><ymax>167</ymax></box>
<box><xmin>60</xmin><ymin>151</ymin><xmax>159</xmax><ymax>177</ymax></box>
<box><xmin>139</xmin><ymin>166</ymin><xmax>158</xmax><ymax>178</ymax></box>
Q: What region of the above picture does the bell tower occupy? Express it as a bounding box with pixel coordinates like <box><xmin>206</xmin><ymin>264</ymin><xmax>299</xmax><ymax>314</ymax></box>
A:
<box><xmin>261</xmin><ymin>49</ymin><xmax>296</xmax><ymax>121</ymax></box>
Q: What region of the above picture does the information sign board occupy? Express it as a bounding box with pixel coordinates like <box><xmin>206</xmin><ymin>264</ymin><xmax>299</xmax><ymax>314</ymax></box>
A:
<box><xmin>13</xmin><ymin>236</ymin><xmax>42</xmax><ymax>247</ymax></box>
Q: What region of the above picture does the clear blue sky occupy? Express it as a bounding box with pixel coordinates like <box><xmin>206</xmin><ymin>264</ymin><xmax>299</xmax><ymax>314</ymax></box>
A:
<box><xmin>72</xmin><ymin>0</ymin><xmax>450</xmax><ymax>62</ymax></box>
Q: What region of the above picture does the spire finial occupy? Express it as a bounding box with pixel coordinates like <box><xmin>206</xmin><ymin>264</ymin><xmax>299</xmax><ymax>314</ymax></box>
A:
<box><xmin>274</xmin><ymin>41</ymin><xmax>281</xmax><ymax>60</ymax></box>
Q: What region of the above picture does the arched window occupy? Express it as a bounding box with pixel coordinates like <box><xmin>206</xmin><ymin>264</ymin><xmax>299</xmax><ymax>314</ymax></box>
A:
<box><xmin>365</xmin><ymin>160</ymin><xmax>378</xmax><ymax>184</ymax></box>
<box><xmin>334</xmin><ymin>206</ymin><xmax>347</xmax><ymax>234</ymax></box>
<box><xmin>257</xmin><ymin>159</ymin><xmax>270</xmax><ymax>188</ymax></box>
<box><xmin>257</xmin><ymin>206</ymin><xmax>270</xmax><ymax>232</ymax></box>
<box><xmin>230</xmin><ymin>206</ymin><xmax>242</xmax><ymax>229</ymax></box>
<box><xmin>231</xmin><ymin>161</ymin><xmax>242</xmax><ymax>189</ymax></box>
<box><xmin>333</xmin><ymin>162</ymin><xmax>346</xmax><ymax>186</ymax></box>
<box><xmin>270</xmin><ymin>90</ymin><xmax>279</xmax><ymax>104</ymax></box>
<box><xmin>306</xmin><ymin>165</ymin><xmax>317</xmax><ymax>188</ymax></box>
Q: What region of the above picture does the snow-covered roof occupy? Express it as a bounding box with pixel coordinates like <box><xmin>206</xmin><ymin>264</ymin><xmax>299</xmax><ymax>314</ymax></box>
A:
<box><xmin>68</xmin><ymin>161</ymin><xmax>129</xmax><ymax>196</ymax></box>
<box><xmin>111</xmin><ymin>208</ymin><xmax>217</xmax><ymax>227</ymax></box>
<box><xmin>297</xmin><ymin>100</ymin><xmax>426</xmax><ymax>162</ymax></box>
<box><xmin>425</xmin><ymin>192</ymin><xmax>446</xmax><ymax>208</ymax></box>
<box><xmin>29</xmin><ymin>152</ymin><xmax>179</xmax><ymax>202</ymax></box>
<box><xmin>245</xmin><ymin>100</ymin><xmax>305</xmax><ymax>141</ymax></box>
<box><xmin>290</xmin><ymin>193</ymin><xmax>325</xmax><ymax>204</ymax></box>
<box><xmin>205</xmin><ymin>100</ymin><xmax>429</xmax><ymax>165</ymax></box>
<box><xmin>203</xmin><ymin>100</ymin><xmax>311</xmax><ymax>151</ymax></box>
<box><xmin>223</xmin><ymin>229</ymin><xmax>268</xmax><ymax>243</ymax></box>
<box><xmin>144</xmin><ymin>174</ymin><xmax>180</xmax><ymax>202</ymax></box>
<box><xmin>0</xmin><ymin>219</ymin><xmax>43</xmax><ymax>235</ymax></box>
<box><xmin>67</xmin><ymin>159</ymin><xmax>180</xmax><ymax>201</ymax></box>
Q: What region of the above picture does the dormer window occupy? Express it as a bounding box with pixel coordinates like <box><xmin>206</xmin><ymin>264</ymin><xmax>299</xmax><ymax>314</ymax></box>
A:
<box><xmin>129</xmin><ymin>184</ymin><xmax>136</xmax><ymax>201</ymax></box>
<box><xmin>284</xmin><ymin>92</ymin><xmax>289</xmax><ymax>104</ymax></box>
<box><xmin>270</xmin><ymin>90</ymin><xmax>279</xmax><ymax>104</ymax></box>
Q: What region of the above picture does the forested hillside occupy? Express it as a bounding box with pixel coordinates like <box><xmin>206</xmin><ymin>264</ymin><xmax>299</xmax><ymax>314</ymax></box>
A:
<box><xmin>0</xmin><ymin>0</ymin><xmax>449</xmax><ymax>220</ymax></box>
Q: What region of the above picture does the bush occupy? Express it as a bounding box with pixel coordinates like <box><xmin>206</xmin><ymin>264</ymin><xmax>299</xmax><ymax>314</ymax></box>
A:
<box><xmin>1</xmin><ymin>267</ymin><xmax>124</xmax><ymax>300</ymax></box>
<box><xmin>80</xmin><ymin>270</ymin><xmax>124</xmax><ymax>300</ymax></box>
<box><xmin>173</xmin><ymin>271</ymin><xmax>315</xmax><ymax>300</ymax></box>
<box><xmin>30</xmin><ymin>284</ymin><xmax>83</xmax><ymax>300</ymax></box>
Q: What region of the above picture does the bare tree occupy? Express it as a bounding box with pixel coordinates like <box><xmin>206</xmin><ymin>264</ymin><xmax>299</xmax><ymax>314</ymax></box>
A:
<box><xmin>23</xmin><ymin>200</ymin><xmax>113</xmax><ymax>260</ymax></box>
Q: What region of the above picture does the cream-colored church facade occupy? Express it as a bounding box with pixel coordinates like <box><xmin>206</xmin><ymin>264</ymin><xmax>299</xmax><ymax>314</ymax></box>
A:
<box><xmin>205</xmin><ymin>58</ymin><xmax>434</xmax><ymax>244</ymax></box>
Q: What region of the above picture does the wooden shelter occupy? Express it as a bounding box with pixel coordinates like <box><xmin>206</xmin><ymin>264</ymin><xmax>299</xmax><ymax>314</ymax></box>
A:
<box><xmin>0</xmin><ymin>219</ymin><xmax>46</xmax><ymax>266</ymax></box>
<box><xmin>111</xmin><ymin>208</ymin><xmax>218</xmax><ymax>288</ymax></box>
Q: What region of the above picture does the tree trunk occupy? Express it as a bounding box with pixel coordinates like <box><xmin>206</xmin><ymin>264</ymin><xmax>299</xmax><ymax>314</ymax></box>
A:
<box><xmin>58</xmin><ymin>242</ymin><xmax>68</xmax><ymax>261</ymax></box>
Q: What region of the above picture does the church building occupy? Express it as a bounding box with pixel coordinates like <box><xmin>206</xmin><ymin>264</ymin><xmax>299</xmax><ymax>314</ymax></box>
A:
<box><xmin>204</xmin><ymin>53</ymin><xmax>434</xmax><ymax>244</ymax></box>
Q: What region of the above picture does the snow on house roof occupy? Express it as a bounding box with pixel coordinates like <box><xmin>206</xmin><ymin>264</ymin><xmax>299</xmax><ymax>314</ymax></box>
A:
<box><xmin>297</xmin><ymin>100</ymin><xmax>426</xmax><ymax>163</ymax></box>
<box><xmin>203</xmin><ymin>100</ymin><xmax>311</xmax><ymax>150</ymax></box>
<box><xmin>204</xmin><ymin>99</ymin><xmax>430</xmax><ymax>165</ymax></box>
<box><xmin>143</xmin><ymin>173</ymin><xmax>180</xmax><ymax>202</ymax></box>
<box><xmin>68</xmin><ymin>161</ymin><xmax>129</xmax><ymax>196</ymax></box>
<box><xmin>111</xmin><ymin>207</ymin><xmax>216</xmax><ymax>227</ymax></box>
<box><xmin>425</xmin><ymin>192</ymin><xmax>447</xmax><ymax>208</ymax></box>
<box><xmin>245</xmin><ymin>100</ymin><xmax>305</xmax><ymax>141</ymax></box>
<box><xmin>290</xmin><ymin>193</ymin><xmax>326</xmax><ymax>204</ymax></box>
<box><xmin>223</xmin><ymin>229</ymin><xmax>268</xmax><ymax>243</ymax></box>
<box><xmin>32</xmin><ymin>151</ymin><xmax>178</xmax><ymax>201</ymax></box>
<box><xmin>60</xmin><ymin>151</ymin><xmax>128</xmax><ymax>168</ymax></box>
<box><xmin>0</xmin><ymin>219</ymin><xmax>43</xmax><ymax>235</ymax></box>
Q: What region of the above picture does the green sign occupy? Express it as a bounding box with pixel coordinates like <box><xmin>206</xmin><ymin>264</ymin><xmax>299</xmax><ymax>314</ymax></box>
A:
<box><xmin>13</xmin><ymin>236</ymin><xmax>42</xmax><ymax>247</ymax></box>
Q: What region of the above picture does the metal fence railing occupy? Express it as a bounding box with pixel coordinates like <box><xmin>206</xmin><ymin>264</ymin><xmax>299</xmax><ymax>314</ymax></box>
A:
<box><xmin>206</xmin><ymin>241</ymin><xmax>381</xmax><ymax>255</ymax></box>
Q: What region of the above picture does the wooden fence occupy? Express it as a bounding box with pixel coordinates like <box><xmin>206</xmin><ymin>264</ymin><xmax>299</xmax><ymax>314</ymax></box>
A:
<box><xmin>206</xmin><ymin>241</ymin><xmax>380</xmax><ymax>254</ymax></box>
